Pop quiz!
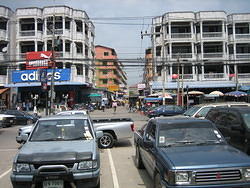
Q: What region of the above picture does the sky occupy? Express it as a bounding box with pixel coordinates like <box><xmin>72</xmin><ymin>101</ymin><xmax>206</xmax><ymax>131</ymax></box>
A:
<box><xmin>1</xmin><ymin>0</ymin><xmax>250</xmax><ymax>85</ymax></box>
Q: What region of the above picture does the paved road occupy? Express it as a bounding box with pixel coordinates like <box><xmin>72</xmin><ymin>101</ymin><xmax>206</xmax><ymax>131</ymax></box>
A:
<box><xmin>0</xmin><ymin>106</ymin><xmax>153</xmax><ymax>188</ymax></box>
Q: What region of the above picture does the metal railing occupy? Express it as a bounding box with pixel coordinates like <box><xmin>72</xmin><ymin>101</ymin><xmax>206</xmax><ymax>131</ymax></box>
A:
<box><xmin>235</xmin><ymin>34</ymin><xmax>250</xmax><ymax>39</ymax></box>
<box><xmin>202</xmin><ymin>32</ymin><xmax>223</xmax><ymax>38</ymax></box>
<box><xmin>203</xmin><ymin>53</ymin><xmax>224</xmax><ymax>58</ymax></box>
<box><xmin>47</xmin><ymin>29</ymin><xmax>63</xmax><ymax>35</ymax></box>
<box><xmin>172</xmin><ymin>53</ymin><xmax>193</xmax><ymax>59</ymax></box>
<box><xmin>203</xmin><ymin>73</ymin><xmax>225</xmax><ymax>79</ymax></box>
<box><xmin>19</xmin><ymin>31</ymin><xmax>35</xmax><ymax>36</ymax></box>
<box><xmin>171</xmin><ymin>33</ymin><xmax>192</xmax><ymax>38</ymax></box>
<box><xmin>236</xmin><ymin>53</ymin><xmax>250</xmax><ymax>59</ymax></box>
<box><xmin>238</xmin><ymin>73</ymin><xmax>250</xmax><ymax>79</ymax></box>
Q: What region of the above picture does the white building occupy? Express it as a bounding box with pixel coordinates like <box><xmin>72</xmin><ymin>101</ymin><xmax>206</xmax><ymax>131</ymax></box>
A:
<box><xmin>151</xmin><ymin>11</ymin><xmax>250</xmax><ymax>92</ymax></box>
<box><xmin>0</xmin><ymin>5</ymin><xmax>95</xmax><ymax>107</ymax></box>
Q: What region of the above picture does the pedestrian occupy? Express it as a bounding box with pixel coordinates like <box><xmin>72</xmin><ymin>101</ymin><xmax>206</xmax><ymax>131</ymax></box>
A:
<box><xmin>112</xmin><ymin>100</ymin><xmax>117</xmax><ymax>113</ymax></box>
<box><xmin>101</xmin><ymin>99</ymin><xmax>105</xmax><ymax>112</ymax></box>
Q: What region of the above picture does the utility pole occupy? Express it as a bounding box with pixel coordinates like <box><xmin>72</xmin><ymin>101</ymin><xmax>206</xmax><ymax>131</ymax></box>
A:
<box><xmin>50</xmin><ymin>13</ymin><xmax>56</xmax><ymax>115</ymax></box>
<box><xmin>161</xmin><ymin>16</ymin><xmax>166</xmax><ymax>105</ymax></box>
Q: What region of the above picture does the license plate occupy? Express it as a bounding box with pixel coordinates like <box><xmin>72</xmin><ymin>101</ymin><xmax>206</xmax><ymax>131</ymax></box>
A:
<box><xmin>43</xmin><ymin>180</ymin><xmax>64</xmax><ymax>188</ymax></box>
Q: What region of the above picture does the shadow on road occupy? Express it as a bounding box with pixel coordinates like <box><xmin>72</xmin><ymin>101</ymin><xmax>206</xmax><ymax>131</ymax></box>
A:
<box><xmin>131</xmin><ymin>155</ymin><xmax>154</xmax><ymax>188</ymax></box>
<box><xmin>114</xmin><ymin>140</ymin><xmax>132</xmax><ymax>148</ymax></box>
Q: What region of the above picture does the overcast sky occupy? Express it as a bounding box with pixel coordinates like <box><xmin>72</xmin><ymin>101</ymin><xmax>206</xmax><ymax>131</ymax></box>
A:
<box><xmin>1</xmin><ymin>0</ymin><xmax>250</xmax><ymax>85</ymax></box>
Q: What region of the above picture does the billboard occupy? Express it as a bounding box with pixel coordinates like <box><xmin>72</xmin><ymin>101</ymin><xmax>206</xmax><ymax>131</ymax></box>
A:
<box><xmin>26</xmin><ymin>51</ymin><xmax>53</xmax><ymax>69</ymax></box>
<box><xmin>12</xmin><ymin>69</ymin><xmax>71</xmax><ymax>83</ymax></box>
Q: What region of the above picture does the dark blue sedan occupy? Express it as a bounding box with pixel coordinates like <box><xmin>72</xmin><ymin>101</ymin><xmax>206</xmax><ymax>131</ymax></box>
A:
<box><xmin>147</xmin><ymin>105</ymin><xmax>184</xmax><ymax>118</ymax></box>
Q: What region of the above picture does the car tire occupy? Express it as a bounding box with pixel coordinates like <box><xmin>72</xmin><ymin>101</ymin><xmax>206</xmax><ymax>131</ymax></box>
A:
<box><xmin>98</xmin><ymin>132</ymin><xmax>114</xmax><ymax>149</ymax></box>
<box><xmin>154</xmin><ymin>173</ymin><xmax>163</xmax><ymax>188</ymax></box>
<box><xmin>135</xmin><ymin>145</ymin><xmax>144</xmax><ymax>169</ymax></box>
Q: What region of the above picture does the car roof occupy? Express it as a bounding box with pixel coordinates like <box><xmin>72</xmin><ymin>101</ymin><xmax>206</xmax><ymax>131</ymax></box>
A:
<box><xmin>194</xmin><ymin>102</ymin><xmax>250</xmax><ymax>108</ymax></box>
<box><xmin>150</xmin><ymin>116</ymin><xmax>212</xmax><ymax>126</ymax></box>
<box><xmin>39</xmin><ymin>114</ymin><xmax>89</xmax><ymax>121</ymax></box>
<box><xmin>211</xmin><ymin>106</ymin><xmax>250</xmax><ymax>112</ymax></box>
<box><xmin>57</xmin><ymin>110</ymin><xmax>87</xmax><ymax>114</ymax></box>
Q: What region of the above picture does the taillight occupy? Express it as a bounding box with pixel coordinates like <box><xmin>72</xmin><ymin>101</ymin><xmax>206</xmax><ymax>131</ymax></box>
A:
<box><xmin>130</xmin><ymin>123</ymin><xmax>135</xmax><ymax>132</ymax></box>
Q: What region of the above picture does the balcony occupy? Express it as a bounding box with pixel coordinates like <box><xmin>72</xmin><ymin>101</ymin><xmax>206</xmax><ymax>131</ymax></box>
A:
<box><xmin>47</xmin><ymin>29</ymin><xmax>63</xmax><ymax>35</ymax></box>
<box><xmin>172</xmin><ymin>53</ymin><xmax>192</xmax><ymax>59</ymax></box>
<box><xmin>203</xmin><ymin>73</ymin><xmax>225</xmax><ymax>80</ymax></box>
<box><xmin>235</xmin><ymin>34</ymin><xmax>250</xmax><ymax>39</ymax></box>
<box><xmin>238</xmin><ymin>73</ymin><xmax>250</xmax><ymax>79</ymax></box>
<box><xmin>171</xmin><ymin>33</ymin><xmax>192</xmax><ymax>39</ymax></box>
<box><xmin>235</xmin><ymin>53</ymin><xmax>250</xmax><ymax>59</ymax></box>
<box><xmin>19</xmin><ymin>31</ymin><xmax>35</xmax><ymax>37</ymax></box>
<box><xmin>202</xmin><ymin>32</ymin><xmax>223</xmax><ymax>38</ymax></box>
<box><xmin>203</xmin><ymin>52</ymin><xmax>224</xmax><ymax>58</ymax></box>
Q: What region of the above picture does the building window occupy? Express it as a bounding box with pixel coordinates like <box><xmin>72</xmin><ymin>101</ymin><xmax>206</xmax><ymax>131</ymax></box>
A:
<box><xmin>104</xmin><ymin>52</ymin><xmax>109</xmax><ymax>56</ymax></box>
<box><xmin>103</xmin><ymin>70</ymin><xmax>108</xmax><ymax>75</ymax></box>
<box><xmin>76</xmin><ymin>20</ymin><xmax>83</xmax><ymax>32</ymax></box>
<box><xmin>20</xmin><ymin>41</ymin><xmax>35</xmax><ymax>53</ymax></box>
<box><xmin>156</xmin><ymin>46</ymin><xmax>161</xmax><ymax>56</ymax></box>
<box><xmin>0</xmin><ymin>65</ymin><xmax>7</xmax><ymax>75</ymax></box>
<box><xmin>85</xmin><ymin>45</ymin><xmax>89</xmax><ymax>56</ymax></box>
<box><xmin>155</xmin><ymin>26</ymin><xmax>161</xmax><ymax>37</ymax></box>
<box><xmin>65</xmin><ymin>41</ymin><xmax>71</xmax><ymax>52</ymax></box>
<box><xmin>85</xmin><ymin>23</ymin><xmax>88</xmax><ymax>36</ymax></box>
<box><xmin>85</xmin><ymin>67</ymin><xmax>89</xmax><ymax>77</ymax></box>
<box><xmin>103</xmin><ymin>62</ymin><xmax>107</xmax><ymax>66</ymax></box>
<box><xmin>37</xmin><ymin>42</ymin><xmax>44</xmax><ymax>51</ymax></box>
<box><xmin>76</xmin><ymin>64</ymin><xmax>83</xmax><ymax>75</ymax></box>
<box><xmin>37</xmin><ymin>19</ymin><xmax>43</xmax><ymax>31</ymax></box>
<box><xmin>65</xmin><ymin>62</ymin><xmax>71</xmax><ymax>68</ymax></box>
<box><xmin>76</xmin><ymin>42</ymin><xmax>83</xmax><ymax>53</ymax></box>
<box><xmin>0</xmin><ymin>18</ymin><xmax>7</xmax><ymax>30</ymax></box>
<box><xmin>20</xmin><ymin>18</ymin><xmax>35</xmax><ymax>31</ymax></box>
<box><xmin>102</xmin><ymin>79</ymin><xmax>108</xmax><ymax>84</ymax></box>
<box><xmin>65</xmin><ymin>17</ymin><xmax>71</xmax><ymax>29</ymax></box>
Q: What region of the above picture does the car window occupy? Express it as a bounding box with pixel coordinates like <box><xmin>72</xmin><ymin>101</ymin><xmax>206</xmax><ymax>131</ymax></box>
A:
<box><xmin>184</xmin><ymin>106</ymin><xmax>200</xmax><ymax>116</ymax></box>
<box><xmin>197</xmin><ymin>107</ymin><xmax>212</xmax><ymax>117</ymax></box>
<box><xmin>242</xmin><ymin>113</ymin><xmax>250</xmax><ymax>129</ymax></box>
<box><xmin>145</xmin><ymin>122</ymin><xmax>156</xmax><ymax>141</ymax></box>
<box><xmin>30</xmin><ymin>119</ymin><xmax>93</xmax><ymax>141</ymax></box>
<box><xmin>226</xmin><ymin>112</ymin><xmax>241</xmax><ymax>128</ymax></box>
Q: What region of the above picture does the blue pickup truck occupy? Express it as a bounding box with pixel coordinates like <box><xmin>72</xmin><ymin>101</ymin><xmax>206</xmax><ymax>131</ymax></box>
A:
<box><xmin>134</xmin><ymin>117</ymin><xmax>250</xmax><ymax>188</ymax></box>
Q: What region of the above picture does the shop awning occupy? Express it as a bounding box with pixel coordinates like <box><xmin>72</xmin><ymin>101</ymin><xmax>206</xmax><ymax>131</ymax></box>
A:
<box><xmin>0</xmin><ymin>88</ymin><xmax>9</xmax><ymax>94</ymax></box>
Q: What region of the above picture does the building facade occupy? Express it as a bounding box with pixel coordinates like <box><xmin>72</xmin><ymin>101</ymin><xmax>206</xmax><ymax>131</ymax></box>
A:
<box><xmin>150</xmin><ymin>11</ymin><xmax>250</xmax><ymax>92</ymax></box>
<box><xmin>95</xmin><ymin>45</ymin><xmax>127</xmax><ymax>93</ymax></box>
<box><xmin>0</xmin><ymin>5</ymin><xmax>95</xmax><ymax>108</ymax></box>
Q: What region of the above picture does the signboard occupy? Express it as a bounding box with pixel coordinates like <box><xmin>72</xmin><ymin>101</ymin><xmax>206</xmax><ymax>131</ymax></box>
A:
<box><xmin>137</xmin><ymin>83</ymin><xmax>146</xmax><ymax>90</ymax></box>
<box><xmin>26</xmin><ymin>51</ymin><xmax>52</xmax><ymax>69</ymax></box>
<box><xmin>12</xmin><ymin>69</ymin><xmax>71</xmax><ymax>83</ymax></box>
<box><xmin>108</xmin><ymin>85</ymin><xmax>119</xmax><ymax>92</ymax></box>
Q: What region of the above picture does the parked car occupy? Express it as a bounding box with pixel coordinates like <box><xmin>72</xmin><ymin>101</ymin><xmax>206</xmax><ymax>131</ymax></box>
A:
<box><xmin>1</xmin><ymin>110</ymin><xmax>38</xmax><ymax>125</ymax></box>
<box><xmin>17</xmin><ymin>117</ymin><xmax>134</xmax><ymax>149</ymax></box>
<box><xmin>56</xmin><ymin>110</ymin><xmax>88</xmax><ymax>115</ymax></box>
<box><xmin>206</xmin><ymin>106</ymin><xmax>250</xmax><ymax>155</ymax></box>
<box><xmin>147</xmin><ymin>105</ymin><xmax>184</xmax><ymax>118</ymax></box>
<box><xmin>11</xmin><ymin>115</ymin><xmax>103</xmax><ymax>188</ymax></box>
<box><xmin>134</xmin><ymin>117</ymin><xmax>250</xmax><ymax>188</ymax></box>
<box><xmin>183</xmin><ymin>102</ymin><xmax>250</xmax><ymax>119</ymax></box>
<box><xmin>0</xmin><ymin>113</ymin><xmax>15</xmax><ymax>128</ymax></box>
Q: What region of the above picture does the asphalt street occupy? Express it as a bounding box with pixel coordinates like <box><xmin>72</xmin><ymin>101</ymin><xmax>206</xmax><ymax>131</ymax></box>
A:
<box><xmin>0</xmin><ymin>106</ymin><xmax>153</xmax><ymax>188</ymax></box>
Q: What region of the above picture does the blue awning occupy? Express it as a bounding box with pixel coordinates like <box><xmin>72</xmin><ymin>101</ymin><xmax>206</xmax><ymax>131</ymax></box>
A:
<box><xmin>144</xmin><ymin>97</ymin><xmax>161</xmax><ymax>101</ymax></box>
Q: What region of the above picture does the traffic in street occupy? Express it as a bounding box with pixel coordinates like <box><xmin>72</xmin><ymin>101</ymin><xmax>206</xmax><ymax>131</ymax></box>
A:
<box><xmin>0</xmin><ymin>106</ymin><xmax>153</xmax><ymax>188</ymax></box>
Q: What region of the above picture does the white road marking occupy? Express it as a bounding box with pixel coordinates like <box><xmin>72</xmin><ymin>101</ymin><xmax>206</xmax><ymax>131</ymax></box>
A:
<box><xmin>0</xmin><ymin>168</ymin><xmax>12</xmax><ymax>179</ymax></box>
<box><xmin>0</xmin><ymin>149</ymin><xmax>17</xmax><ymax>152</ymax></box>
<box><xmin>107</xmin><ymin>149</ymin><xmax>120</xmax><ymax>188</ymax></box>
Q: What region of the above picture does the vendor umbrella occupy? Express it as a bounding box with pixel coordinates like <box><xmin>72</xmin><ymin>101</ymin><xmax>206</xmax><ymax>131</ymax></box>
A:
<box><xmin>224</xmin><ymin>91</ymin><xmax>248</xmax><ymax>97</ymax></box>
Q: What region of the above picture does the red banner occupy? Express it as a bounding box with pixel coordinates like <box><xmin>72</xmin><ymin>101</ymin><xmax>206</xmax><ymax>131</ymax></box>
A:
<box><xmin>26</xmin><ymin>51</ymin><xmax>52</xmax><ymax>70</ymax></box>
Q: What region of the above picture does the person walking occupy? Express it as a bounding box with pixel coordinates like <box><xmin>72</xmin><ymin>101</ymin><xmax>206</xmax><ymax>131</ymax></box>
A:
<box><xmin>112</xmin><ymin>100</ymin><xmax>117</xmax><ymax>113</ymax></box>
<box><xmin>101</xmin><ymin>99</ymin><xmax>105</xmax><ymax>112</ymax></box>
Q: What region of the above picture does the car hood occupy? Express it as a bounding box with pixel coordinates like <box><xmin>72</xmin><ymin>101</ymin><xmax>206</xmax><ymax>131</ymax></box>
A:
<box><xmin>17</xmin><ymin>140</ymin><xmax>95</xmax><ymax>163</ymax></box>
<box><xmin>159</xmin><ymin>145</ymin><xmax>250</xmax><ymax>170</ymax></box>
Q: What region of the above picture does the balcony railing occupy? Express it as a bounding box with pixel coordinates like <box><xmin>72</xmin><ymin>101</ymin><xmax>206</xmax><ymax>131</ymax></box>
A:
<box><xmin>235</xmin><ymin>34</ymin><xmax>250</xmax><ymax>39</ymax></box>
<box><xmin>19</xmin><ymin>30</ymin><xmax>35</xmax><ymax>36</ymax></box>
<box><xmin>171</xmin><ymin>33</ymin><xmax>192</xmax><ymax>38</ymax></box>
<box><xmin>238</xmin><ymin>73</ymin><xmax>250</xmax><ymax>79</ymax></box>
<box><xmin>172</xmin><ymin>53</ymin><xmax>192</xmax><ymax>59</ymax></box>
<box><xmin>202</xmin><ymin>32</ymin><xmax>223</xmax><ymax>38</ymax></box>
<box><xmin>203</xmin><ymin>53</ymin><xmax>224</xmax><ymax>58</ymax></box>
<box><xmin>236</xmin><ymin>53</ymin><xmax>250</xmax><ymax>59</ymax></box>
<box><xmin>47</xmin><ymin>29</ymin><xmax>63</xmax><ymax>35</ymax></box>
<box><xmin>203</xmin><ymin>73</ymin><xmax>225</xmax><ymax>79</ymax></box>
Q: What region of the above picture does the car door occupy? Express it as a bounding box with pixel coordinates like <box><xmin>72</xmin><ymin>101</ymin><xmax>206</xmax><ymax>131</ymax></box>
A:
<box><xmin>141</xmin><ymin>121</ymin><xmax>157</xmax><ymax>179</ymax></box>
<box><xmin>208</xmin><ymin>110</ymin><xmax>228</xmax><ymax>137</ymax></box>
<box><xmin>225</xmin><ymin>111</ymin><xmax>245</xmax><ymax>149</ymax></box>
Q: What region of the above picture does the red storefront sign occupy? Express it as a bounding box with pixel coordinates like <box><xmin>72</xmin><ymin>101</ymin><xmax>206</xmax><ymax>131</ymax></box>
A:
<box><xmin>26</xmin><ymin>51</ymin><xmax>53</xmax><ymax>69</ymax></box>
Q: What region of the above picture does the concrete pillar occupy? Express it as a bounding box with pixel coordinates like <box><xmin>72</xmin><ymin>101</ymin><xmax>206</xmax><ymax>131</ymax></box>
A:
<box><xmin>191</xmin><ymin>22</ymin><xmax>194</xmax><ymax>39</ymax></box>
<box><xmin>35</xmin><ymin>18</ymin><xmax>38</xmax><ymax>37</ymax></box>
<box><xmin>201</xmin><ymin>42</ymin><xmax>204</xmax><ymax>59</ymax></box>
<box><xmin>44</xmin><ymin>40</ymin><xmax>47</xmax><ymax>51</ymax></box>
<box><xmin>200</xmin><ymin>21</ymin><xmax>203</xmax><ymax>39</ymax></box>
<box><xmin>168</xmin><ymin>22</ymin><xmax>171</xmax><ymax>39</ymax></box>
<box><xmin>44</xmin><ymin>18</ymin><xmax>47</xmax><ymax>36</ymax></box>
<box><xmin>233</xmin><ymin>43</ymin><xmax>237</xmax><ymax>59</ymax></box>
<box><xmin>169</xmin><ymin>43</ymin><xmax>172</xmax><ymax>59</ymax></box>
<box><xmin>62</xmin><ymin>17</ymin><xmax>65</xmax><ymax>35</ymax></box>
<box><xmin>233</xmin><ymin>22</ymin><xmax>236</xmax><ymax>40</ymax></box>
<box><xmin>35</xmin><ymin>41</ymin><xmax>37</xmax><ymax>51</ymax></box>
<box><xmin>191</xmin><ymin>42</ymin><xmax>195</xmax><ymax>59</ymax></box>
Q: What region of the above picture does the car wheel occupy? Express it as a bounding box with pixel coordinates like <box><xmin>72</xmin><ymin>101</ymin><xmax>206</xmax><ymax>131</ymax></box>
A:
<box><xmin>135</xmin><ymin>146</ymin><xmax>144</xmax><ymax>169</ymax></box>
<box><xmin>154</xmin><ymin>173</ymin><xmax>163</xmax><ymax>188</ymax></box>
<box><xmin>26</xmin><ymin>119</ymin><xmax>33</xmax><ymax>125</ymax></box>
<box><xmin>98</xmin><ymin>132</ymin><xmax>114</xmax><ymax>148</ymax></box>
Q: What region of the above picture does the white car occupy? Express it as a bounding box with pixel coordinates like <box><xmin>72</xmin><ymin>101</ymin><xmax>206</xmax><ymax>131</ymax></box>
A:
<box><xmin>56</xmin><ymin>110</ymin><xmax>88</xmax><ymax>115</ymax></box>
<box><xmin>184</xmin><ymin>102</ymin><xmax>250</xmax><ymax>119</ymax></box>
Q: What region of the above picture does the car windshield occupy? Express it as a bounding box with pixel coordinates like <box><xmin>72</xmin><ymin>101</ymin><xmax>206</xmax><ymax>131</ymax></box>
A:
<box><xmin>158</xmin><ymin>127</ymin><xmax>224</xmax><ymax>147</ymax></box>
<box><xmin>30</xmin><ymin>119</ymin><xmax>93</xmax><ymax>141</ymax></box>
<box><xmin>183</xmin><ymin>106</ymin><xmax>200</xmax><ymax>116</ymax></box>
<box><xmin>242</xmin><ymin>113</ymin><xmax>250</xmax><ymax>129</ymax></box>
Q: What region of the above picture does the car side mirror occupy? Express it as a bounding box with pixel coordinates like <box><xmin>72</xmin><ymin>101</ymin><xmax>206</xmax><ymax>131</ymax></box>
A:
<box><xmin>95</xmin><ymin>131</ymin><xmax>103</xmax><ymax>139</ymax></box>
<box><xmin>231</xmin><ymin>126</ymin><xmax>244</xmax><ymax>132</ymax></box>
<box><xmin>16</xmin><ymin>134</ymin><xmax>28</xmax><ymax>144</ymax></box>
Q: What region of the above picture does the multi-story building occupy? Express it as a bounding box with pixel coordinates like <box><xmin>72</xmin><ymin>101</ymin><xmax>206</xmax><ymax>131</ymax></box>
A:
<box><xmin>0</xmin><ymin>5</ymin><xmax>95</xmax><ymax>107</ymax></box>
<box><xmin>150</xmin><ymin>11</ymin><xmax>250</xmax><ymax>93</ymax></box>
<box><xmin>95</xmin><ymin>45</ymin><xmax>127</xmax><ymax>93</ymax></box>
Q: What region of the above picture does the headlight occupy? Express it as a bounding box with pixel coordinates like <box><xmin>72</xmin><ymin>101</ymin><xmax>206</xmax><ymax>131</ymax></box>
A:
<box><xmin>244</xmin><ymin>169</ymin><xmax>250</xmax><ymax>180</ymax></box>
<box><xmin>78</xmin><ymin>161</ymin><xmax>97</xmax><ymax>170</ymax></box>
<box><xmin>175</xmin><ymin>172</ymin><xmax>190</xmax><ymax>184</ymax></box>
<box><xmin>14</xmin><ymin>163</ymin><xmax>31</xmax><ymax>172</ymax></box>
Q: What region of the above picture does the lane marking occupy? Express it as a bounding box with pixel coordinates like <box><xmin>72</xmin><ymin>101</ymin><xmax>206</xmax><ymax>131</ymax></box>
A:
<box><xmin>0</xmin><ymin>149</ymin><xmax>18</xmax><ymax>152</ymax></box>
<box><xmin>107</xmin><ymin>149</ymin><xmax>120</xmax><ymax>188</ymax></box>
<box><xmin>0</xmin><ymin>168</ymin><xmax>12</xmax><ymax>179</ymax></box>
